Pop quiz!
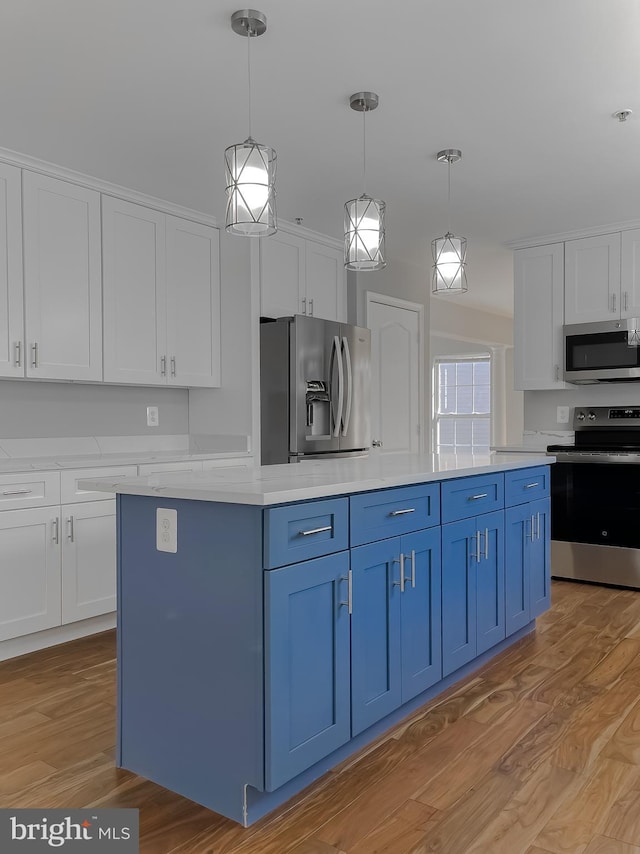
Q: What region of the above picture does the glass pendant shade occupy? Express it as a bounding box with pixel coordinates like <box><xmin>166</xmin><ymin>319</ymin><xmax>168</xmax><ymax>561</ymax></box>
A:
<box><xmin>432</xmin><ymin>231</ymin><xmax>467</xmax><ymax>294</ymax></box>
<box><xmin>345</xmin><ymin>194</ymin><xmax>386</xmax><ymax>270</ymax></box>
<box><xmin>225</xmin><ymin>137</ymin><xmax>277</xmax><ymax>236</ymax></box>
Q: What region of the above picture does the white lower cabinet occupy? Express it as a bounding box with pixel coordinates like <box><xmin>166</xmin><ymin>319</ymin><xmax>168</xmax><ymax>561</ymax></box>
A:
<box><xmin>0</xmin><ymin>507</ymin><xmax>62</xmax><ymax>642</ymax></box>
<box><xmin>62</xmin><ymin>499</ymin><xmax>117</xmax><ymax>624</ymax></box>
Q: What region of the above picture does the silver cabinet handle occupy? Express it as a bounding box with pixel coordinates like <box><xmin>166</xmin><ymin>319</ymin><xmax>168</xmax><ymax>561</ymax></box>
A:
<box><xmin>410</xmin><ymin>549</ymin><xmax>416</xmax><ymax>588</ymax></box>
<box><xmin>524</xmin><ymin>482</ymin><xmax>539</xmax><ymax>489</ymax></box>
<box><xmin>14</xmin><ymin>341</ymin><xmax>21</xmax><ymax>367</ymax></box>
<box><xmin>393</xmin><ymin>554</ymin><xmax>405</xmax><ymax>593</ymax></box>
<box><xmin>554</xmin><ymin>364</ymin><xmax>560</xmax><ymax>382</ymax></box>
<box><xmin>160</xmin><ymin>355</ymin><xmax>167</xmax><ymax>376</ymax></box>
<box><xmin>301</xmin><ymin>297</ymin><xmax>306</xmax><ymax>315</ymax></box>
<box><xmin>372</xmin><ymin>440</ymin><xmax>383</xmax><ymax>447</ymax></box>
<box><xmin>468</xmin><ymin>493</ymin><xmax>488</xmax><ymax>501</ymax></box>
<box><xmin>339</xmin><ymin>571</ymin><xmax>352</xmax><ymax>614</ymax></box>
<box><xmin>309</xmin><ymin>298</ymin><xmax>314</xmax><ymax>316</ymax></box>
<box><xmin>67</xmin><ymin>515</ymin><xmax>75</xmax><ymax>542</ymax></box>
<box><xmin>31</xmin><ymin>342</ymin><xmax>38</xmax><ymax>368</ymax></box>
<box><xmin>171</xmin><ymin>356</ymin><xmax>176</xmax><ymax>377</ymax></box>
<box><xmin>612</xmin><ymin>292</ymin><xmax>617</xmax><ymax>313</ymax></box>
<box><xmin>52</xmin><ymin>517</ymin><xmax>59</xmax><ymax>544</ymax></box>
<box><xmin>389</xmin><ymin>508</ymin><xmax>416</xmax><ymax>517</ymax></box>
<box><xmin>535</xmin><ymin>511</ymin><xmax>541</xmax><ymax>541</ymax></box>
<box><xmin>2</xmin><ymin>488</ymin><xmax>32</xmax><ymax>496</ymax></box>
<box><xmin>475</xmin><ymin>530</ymin><xmax>481</xmax><ymax>562</ymax></box>
<box><xmin>299</xmin><ymin>525</ymin><xmax>332</xmax><ymax>537</ymax></box>
<box><xmin>527</xmin><ymin>515</ymin><xmax>534</xmax><ymax>540</ymax></box>
<box><xmin>484</xmin><ymin>527</ymin><xmax>489</xmax><ymax>560</ymax></box>
<box><xmin>624</xmin><ymin>291</ymin><xmax>629</xmax><ymax>312</ymax></box>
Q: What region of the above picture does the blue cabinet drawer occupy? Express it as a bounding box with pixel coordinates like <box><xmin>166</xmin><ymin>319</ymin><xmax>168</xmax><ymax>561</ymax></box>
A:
<box><xmin>264</xmin><ymin>497</ymin><xmax>349</xmax><ymax>568</ymax></box>
<box><xmin>504</xmin><ymin>466</ymin><xmax>550</xmax><ymax>506</ymax></box>
<box><xmin>441</xmin><ymin>474</ymin><xmax>504</xmax><ymax>523</ymax></box>
<box><xmin>350</xmin><ymin>483</ymin><xmax>440</xmax><ymax>546</ymax></box>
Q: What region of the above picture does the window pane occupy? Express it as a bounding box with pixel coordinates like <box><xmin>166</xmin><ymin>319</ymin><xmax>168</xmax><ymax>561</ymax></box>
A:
<box><xmin>473</xmin><ymin>383</ymin><xmax>490</xmax><ymax>414</ymax></box>
<box><xmin>434</xmin><ymin>357</ymin><xmax>491</xmax><ymax>453</ymax></box>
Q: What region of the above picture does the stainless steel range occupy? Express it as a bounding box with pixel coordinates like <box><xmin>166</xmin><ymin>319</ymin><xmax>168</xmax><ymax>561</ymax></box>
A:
<box><xmin>547</xmin><ymin>406</ymin><xmax>640</xmax><ymax>588</ymax></box>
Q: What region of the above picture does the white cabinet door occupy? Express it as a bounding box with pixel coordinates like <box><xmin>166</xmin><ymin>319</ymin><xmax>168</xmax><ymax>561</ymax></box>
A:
<box><xmin>166</xmin><ymin>217</ymin><xmax>221</xmax><ymax>388</ymax></box>
<box><xmin>305</xmin><ymin>242</ymin><xmax>346</xmax><ymax>322</ymax></box>
<box><xmin>62</xmin><ymin>499</ymin><xmax>116</xmax><ymax>623</ymax></box>
<box><xmin>102</xmin><ymin>196</ymin><xmax>167</xmax><ymax>385</ymax></box>
<box><xmin>23</xmin><ymin>172</ymin><xmax>102</xmax><ymax>381</ymax></box>
<box><xmin>620</xmin><ymin>229</ymin><xmax>640</xmax><ymax>318</ymax></box>
<box><xmin>260</xmin><ymin>231</ymin><xmax>305</xmax><ymax>318</ymax></box>
<box><xmin>0</xmin><ymin>163</ymin><xmax>24</xmax><ymax>378</ymax></box>
<box><xmin>564</xmin><ymin>233</ymin><xmax>621</xmax><ymax>324</ymax></box>
<box><xmin>0</xmin><ymin>507</ymin><xmax>61</xmax><ymax>641</ymax></box>
<box><xmin>514</xmin><ymin>244</ymin><xmax>568</xmax><ymax>390</ymax></box>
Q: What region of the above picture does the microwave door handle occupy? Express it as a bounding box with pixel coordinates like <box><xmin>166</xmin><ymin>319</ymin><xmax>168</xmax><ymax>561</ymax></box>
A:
<box><xmin>341</xmin><ymin>336</ymin><xmax>353</xmax><ymax>436</ymax></box>
<box><xmin>331</xmin><ymin>335</ymin><xmax>344</xmax><ymax>438</ymax></box>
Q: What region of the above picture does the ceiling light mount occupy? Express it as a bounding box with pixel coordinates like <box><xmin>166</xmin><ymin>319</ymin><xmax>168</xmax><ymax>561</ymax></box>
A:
<box><xmin>613</xmin><ymin>109</ymin><xmax>633</xmax><ymax>122</ymax></box>
<box><xmin>230</xmin><ymin>9</ymin><xmax>267</xmax><ymax>37</ymax></box>
<box><xmin>349</xmin><ymin>92</ymin><xmax>379</xmax><ymax>113</ymax></box>
<box><xmin>437</xmin><ymin>149</ymin><xmax>462</xmax><ymax>164</ymax></box>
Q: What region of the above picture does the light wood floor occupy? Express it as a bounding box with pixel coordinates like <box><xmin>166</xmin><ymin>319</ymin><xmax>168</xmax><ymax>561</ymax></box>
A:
<box><xmin>3</xmin><ymin>580</ymin><xmax>640</xmax><ymax>853</ymax></box>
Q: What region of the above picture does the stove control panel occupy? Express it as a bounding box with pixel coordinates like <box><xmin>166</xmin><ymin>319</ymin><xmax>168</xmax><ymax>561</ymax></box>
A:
<box><xmin>573</xmin><ymin>407</ymin><xmax>640</xmax><ymax>428</ymax></box>
<box><xmin>609</xmin><ymin>408</ymin><xmax>640</xmax><ymax>419</ymax></box>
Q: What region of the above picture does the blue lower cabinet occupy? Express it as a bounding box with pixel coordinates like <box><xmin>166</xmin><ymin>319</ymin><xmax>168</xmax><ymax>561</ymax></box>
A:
<box><xmin>400</xmin><ymin>528</ymin><xmax>442</xmax><ymax>701</ymax></box>
<box><xmin>264</xmin><ymin>551</ymin><xmax>351</xmax><ymax>791</ymax></box>
<box><xmin>530</xmin><ymin>497</ymin><xmax>551</xmax><ymax>618</ymax></box>
<box><xmin>350</xmin><ymin>529</ymin><xmax>443</xmax><ymax>735</ymax></box>
<box><xmin>441</xmin><ymin>511</ymin><xmax>505</xmax><ymax>677</ymax></box>
<box><xmin>350</xmin><ymin>539</ymin><xmax>402</xmax><ymax>736</ymax></box>
<box><xmin>505</xmin><ymin>497</ymin><xmax>551</xmax><ymax>633</ymax></box>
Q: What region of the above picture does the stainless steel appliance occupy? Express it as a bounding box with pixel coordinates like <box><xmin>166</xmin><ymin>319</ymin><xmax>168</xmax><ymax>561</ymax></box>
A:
<box><xmin>260</xmin><ymin>315</ymin><xmax>371</xmax><ymax>464</ymax></box>
<box><xmin>564</xmin><ymin>318</ymin><xmax>640</xmax><ymax>383</ymax></box>
<box><xmin>547</xmin><ymin>406</ymin><xmax>640</xmax><ymax>588</ymax></box>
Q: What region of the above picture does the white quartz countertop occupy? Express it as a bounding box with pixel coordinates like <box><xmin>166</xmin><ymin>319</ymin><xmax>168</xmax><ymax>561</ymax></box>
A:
<box><xmin>79</xmin><ymin>452</ymin><xmax>554</xmax><ymax>507</ymax></box>
<box><xmin>0</xmin><ymin>449</ymin><xmax>252</xmax><ymax>473</ymax></box>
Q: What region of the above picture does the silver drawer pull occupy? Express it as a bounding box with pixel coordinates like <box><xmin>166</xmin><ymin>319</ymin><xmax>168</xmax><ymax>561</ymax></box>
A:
<box><xmin>2</xmin><ymin>488</ymin><xmax>33</xmax><ymax>496</ymax></box>
<box><xmin>524</xmin><ymin>482</ymin><xmax>539</xmax><ymax>489</ymax></box>
<box><xmin>299</xmin><ymin>525</ymin><xmax>332</xmax><ymax>537</ymax></box>
<box><xmin>468</xmin><ymin>493</ymin><xmax>488</xmax><ymax>501</ymax></box>
<box><xmin>389</xmin><ymin>508</ymin><xmax>416</xmax><ymax>516</ymax></box>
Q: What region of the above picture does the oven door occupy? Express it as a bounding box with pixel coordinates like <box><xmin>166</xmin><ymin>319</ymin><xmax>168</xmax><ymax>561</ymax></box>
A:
<box><xmin>564</xmin><ymin>318</ymin><xmax>640</xmax><ymax>383</ymax></box>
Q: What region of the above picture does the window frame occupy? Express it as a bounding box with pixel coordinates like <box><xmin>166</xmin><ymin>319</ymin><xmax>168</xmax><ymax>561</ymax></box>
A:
<box><xmin>432</xmin><ymin>355</ymin><xmax>492</xmax><ymax>454</ymax></box>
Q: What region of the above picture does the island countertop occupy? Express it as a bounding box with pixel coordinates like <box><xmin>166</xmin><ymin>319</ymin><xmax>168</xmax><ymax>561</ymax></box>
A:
<box><xmin>79</xmin><ymin>451</ymin><xmax>553</xmax><ymax>506</ymax></box>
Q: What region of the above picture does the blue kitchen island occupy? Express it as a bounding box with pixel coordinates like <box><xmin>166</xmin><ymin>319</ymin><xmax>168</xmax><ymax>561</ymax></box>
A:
<box><xmin>82</xmin><ymin>452</ymin><xmax>553</xmax><ymax>827</ymax></box>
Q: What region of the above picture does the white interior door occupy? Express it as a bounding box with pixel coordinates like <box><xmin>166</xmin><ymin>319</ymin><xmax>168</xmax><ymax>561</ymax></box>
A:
<box><xmin>366</xmin><ymin>293</ymin><xmax>423</xmax><ymax>454</ymax></box>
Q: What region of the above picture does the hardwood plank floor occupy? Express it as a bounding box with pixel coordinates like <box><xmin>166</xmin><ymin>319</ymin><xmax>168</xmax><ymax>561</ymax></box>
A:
<box><xmin>2</xmin><ymin>580</ymin><xmax>640</xmax><ymax>853</ymax></box>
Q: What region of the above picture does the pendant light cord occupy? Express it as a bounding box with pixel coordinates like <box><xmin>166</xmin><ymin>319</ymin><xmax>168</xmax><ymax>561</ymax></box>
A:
<box><xmin>362</xmin><ymin>107</ymin><xmax>367</xmax><ymax>196</ymax></box>
<box><xmin>447</xmin><ymin>156</ymin><xmax>452</xmax><ymax>234</ymax></box>
<box><xmin>247</xmin><ymin>22</ymin><xmax>253</xmax><ymax>139</ymax></box>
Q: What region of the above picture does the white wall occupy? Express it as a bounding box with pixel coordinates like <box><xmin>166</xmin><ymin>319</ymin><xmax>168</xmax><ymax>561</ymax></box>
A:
<box><xmin>0</xmin><ymin>381</ymin><xmax>188</xmax><ymax>438</ymax></box>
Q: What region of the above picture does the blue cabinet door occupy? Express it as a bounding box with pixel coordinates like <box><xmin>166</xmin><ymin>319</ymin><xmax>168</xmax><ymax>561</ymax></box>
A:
<box><xmin>441</xmin><ymin>517</ymin><xmax>477</xmax><ymax>677</ymax></box>
<box><xmin>505</xmin><ymin>502</ymin><xmax>532</xmax><ymax>636</ymax></box>
<box><xmin>475</xmin><ymin>510</ymin><xmax>506</xmax><ymax>655</ymax></box>
<box><xmin>530</xmin><ymin>497</ymin><xmax>551</xmax><ymax>618</ymax></box>
<box><xmin>351</xmin><ymin>538</ymin><xmax>402</xmax><ymax>736</ymax></box>
<box><xmin>400</xmin><ymin>527</ymin><xmax>442</xmax><ymax>701</ymax></box>
<box><xmin>265</xmin><ymin>551</ymin><xmax>351</xmax><ymax>791</ymax></box>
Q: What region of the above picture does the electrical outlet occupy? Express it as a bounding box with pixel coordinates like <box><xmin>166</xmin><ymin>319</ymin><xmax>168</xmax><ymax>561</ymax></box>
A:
<box><xmin>156</xmin><ymin>508</ymin><xmax>177</xmax><ymax>553</ymax></box>
<box><xmin>557</xmin><ymin>405</ymin><xmax>570</xmax><ymax>424</ymax></box>
<box><xmin>147</xmin><ymin>406</ymin><xmax>159</xmax><ymax>427</ymax></box>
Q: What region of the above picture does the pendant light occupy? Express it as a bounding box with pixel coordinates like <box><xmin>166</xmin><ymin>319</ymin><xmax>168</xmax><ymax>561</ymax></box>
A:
<box><xmin>225</xmin><ymin>9</ymin><xmax>277</xmax><ymax>236</ymax></box>
<box><xmin>344</xmin><ymin>92</ymin><xmax>386</xmax><ymax>271</ymax></box>
<box><xmin>432</xmin><ymin>149</ymin><xmax>467</xmax><ymax>294</ymax></box>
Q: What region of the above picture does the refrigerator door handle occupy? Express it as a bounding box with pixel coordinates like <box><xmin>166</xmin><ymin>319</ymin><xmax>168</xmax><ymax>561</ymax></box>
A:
<box><xmin>331</xmin><ymin>335</ymin><xmax>344</xmax><ymax>437</ymax></box>
<box><xmin>341</xmin><ymin>335</ymin><xmax>353</xmax><ymax>436</ymax></box>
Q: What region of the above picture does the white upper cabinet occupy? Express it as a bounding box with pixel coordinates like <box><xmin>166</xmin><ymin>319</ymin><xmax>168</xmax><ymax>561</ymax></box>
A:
<box><xmin>0</xmin><ymin>163</ymin><xmax>23</xmax><ymax>378</ymax></box>
<box><xmin>620</xmin><ymin>229</ymin><xmax>640</xmax><ymax>318</ymax></box>
<box><xmin>260</xmin><ymin>228</ymin><xmax>346</xmax><ymax>322</ymax></box>
<box><xmin>102</xmin><ymin>196</ymin><xmax>167</xmax><ymax>386</ymax></box>
<box><xmin>23</xmin><ymin>172</ymin><xmax>102</xmax><ymax>381</ymax></box>
<box><xmin>103</xmin><ymin>198</ymin><xmax>221</xmax><ymax>388</ymax></box>
<box><xmin>165</xmin><ymin>216</ymin><xmax>220</xmax><ymax>388</ymax></box>
<box><xmin>564</xmin><ymin>233</ymin><xmax>621</xmax><ymax>324</ymax></box>
<box><xmin>514</xmin><ymin>243</ymin><xmax>568</xmax><ymax>390</ymax></box>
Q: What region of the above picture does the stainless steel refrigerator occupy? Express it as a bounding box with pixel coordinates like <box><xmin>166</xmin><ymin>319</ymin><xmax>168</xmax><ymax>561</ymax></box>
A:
<box><xmin>260</xmin><ymin>315</ymin><xmax>371</xmax><ymax>464</ymax></box>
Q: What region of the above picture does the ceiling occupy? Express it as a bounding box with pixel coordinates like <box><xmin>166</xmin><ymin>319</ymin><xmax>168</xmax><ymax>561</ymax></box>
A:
<box><xmin>1</xmin><ymin>0</ymin><xmax>639</xmax><ymax>317</ymax></box>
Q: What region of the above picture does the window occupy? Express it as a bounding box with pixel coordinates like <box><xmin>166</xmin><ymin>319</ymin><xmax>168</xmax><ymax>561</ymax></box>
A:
<box><xmin>433</xmin><ymin>357</ymin><xmax>491</xmax><ymax>453</ymax></box>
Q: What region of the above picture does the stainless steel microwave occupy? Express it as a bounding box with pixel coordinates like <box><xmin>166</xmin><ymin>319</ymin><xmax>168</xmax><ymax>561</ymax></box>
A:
<box><xmin>564</xmin><ymin>318</ymin><xmax>640</xmax><ymax>383</ymax></box>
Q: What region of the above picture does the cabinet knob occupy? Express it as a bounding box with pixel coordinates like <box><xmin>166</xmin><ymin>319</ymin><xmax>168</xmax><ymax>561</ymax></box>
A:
<box><xmin>372</xmin><ymin>439</ymin><xmax>383</xmax><ymax>447</ymax></box>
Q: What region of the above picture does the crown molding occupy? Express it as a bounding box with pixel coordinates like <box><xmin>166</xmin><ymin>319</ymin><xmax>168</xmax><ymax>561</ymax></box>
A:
<box><xmin>275</xmin><ymin>218</ymin><xmax>343</xmax><ymax>251</ymax></box>
<box><xmin>505</xmin><ymin>219</ymin><xmax>640</xmax><ymax>250</ymax></box>
<box><xmin>0</xmin><ymin>145</ymin><xmax>218</xmax><ymax>227</ymax></box>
